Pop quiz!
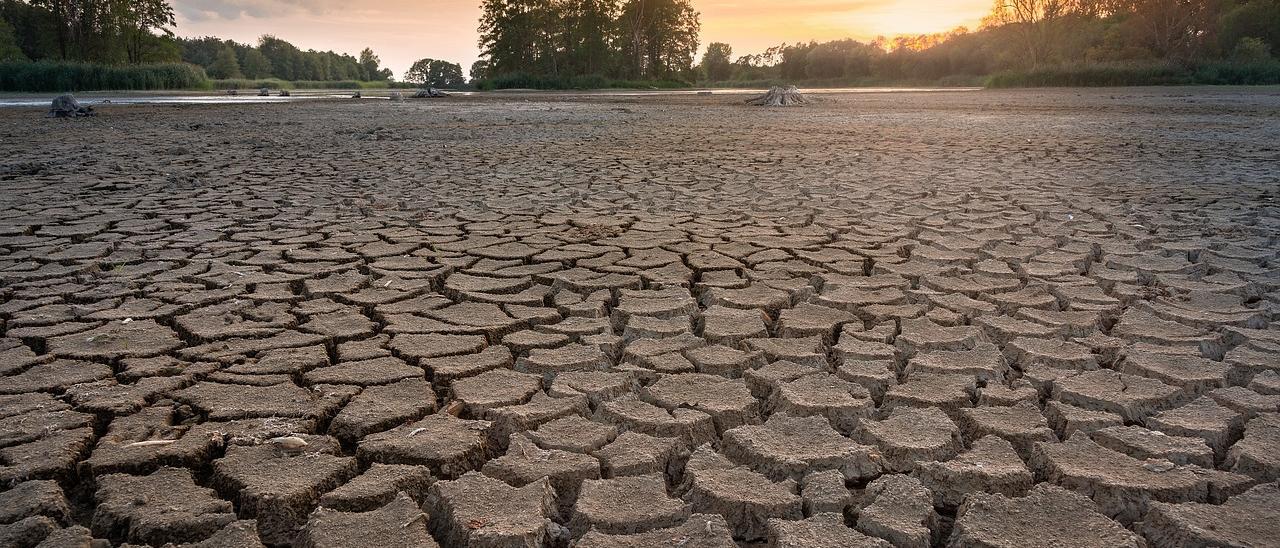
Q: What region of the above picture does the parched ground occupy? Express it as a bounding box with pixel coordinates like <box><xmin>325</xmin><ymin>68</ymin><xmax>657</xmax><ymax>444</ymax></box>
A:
<box><xmin>0</xmin><ymin>88</ymin><xmax>1278</xmax><ymax>547</ymax></box>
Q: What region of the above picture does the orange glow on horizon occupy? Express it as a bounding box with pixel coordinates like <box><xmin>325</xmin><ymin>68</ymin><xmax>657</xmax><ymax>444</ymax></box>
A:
<box><xmin>170</xmin><ymin>0</ymin><xmax>993</xmax><ymax>75</ymax></box>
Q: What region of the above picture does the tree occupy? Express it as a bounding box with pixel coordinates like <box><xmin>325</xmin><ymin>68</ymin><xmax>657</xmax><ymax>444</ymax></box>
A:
<box><xmin>701</xmin><ymin>41</ymin><xmax>731</xmax><ymax>81</ymax></box>
<box><xmin>616</xmin><ymin>0</ymin><xmax>701</xmax><ymax>79</ymax></box>
<box><xmin>358</xmin><ymin>47</ymin><xmax>391</xmax><ymax>81</ymax></box>
<box><xmin>986</xmin><ymin>0</ymin><xmax>1073</xmax><ymax>67</ymax></box>
<box><xmin>478</xmin><ymin>0</ymin><xmax>551</xmax><ymax>76</ymax></box>
<box><xmin>0</xmin><ymin>19</ymin><xmax>28</xmax><ymax>61</ymax></box>
<box><xmin>1128</xmin><ymin>0</ymin><xmax>1217</xmax><ymax>59</ymax></box>
<box><xmin>259</xmin><ymin>35</ymin><xmax>301</xmax><ymax>79</ymax></box>
<box><xmin>1218</xmin><ymin>0</ymin><xmax>1280</xmax><ymax>55</ymax></box>
<box><xmin>561</xmin><ymin>0</ymin><xmax>619</xmax><ymax>74</ymax></box>
<box><xmin>239</xmin><ymin>48</ymin><xmax>272</xmax><ymax>79</ymax></box>
<box><xmin>470</xmin><ymin>59</ymin><xmax>490</xmax><ymax>81</ymax></box>
<box><xmin>206</xmin><ymin>44</ymin><xmax>242</xmax><ymax>79</ymax></box>
<box><xmin>110</xmin><ymin>0</ymin><xmax>176</xmax><ymax>64</ymax></box>
<box><xmin>405</xmin><ymin>58</ymin><xmax>466</xmax><ymax>87</ymax></box>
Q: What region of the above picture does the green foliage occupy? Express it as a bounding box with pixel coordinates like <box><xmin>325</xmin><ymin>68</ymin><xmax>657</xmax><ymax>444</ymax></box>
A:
<box><xmin>470</xmin><ymin>59</ymin><xmax>490</xmax><ymax>81</ymax></box>
<box><xmin>1233</xmin><ymin>37</ymin><xmax>1273</xmax><ymax>62</ymax></box>
<box><xmin>0</xmin><ymin>60</ymin><xmax>208</xmax><ymax>91</ymax></box>
<box><xmin>701</xmin><ymin>42</ymin><xmax>732</xmax><ymax>81</ymax></box>
<box><xmin>359</xmin><ymin>47</ymin><xmax>392</xmax><ymax>81</ymax></box>
<box><xmin>616</xmin><ymin>0</ymin><xmax>700</xmax><ymax>79</ymax></box>
<box><xmin>1218</xmin><ymin>1</ymin><xmax>1280</xmax><ymax>55</ymax></box>
<box><xmin>984</xmin><ymin>59</ymin><xmax>1280</xmax><ymax>87</ymax></box>
<box><xmin>0</xmin><ymin>18</ymin><xmax>26</xmax><ymax>61</ymax></box>
<box><xmin>474</xmin><ymin>72</ymin><xmax>689</xmax><ymax>90</ymax></box>
<box><xmin>211</xmin><ymin>78</ymin><xmax>383</xmax><ymax>90</ymax></box>
<box><xmin>207</xmin><ymin>45</ymin><xmax>242</xmax><ymax>79</ymax></box>
<box><xmin>404</xmin><ymin>58</ymin><xmax>466</xmax><ymax>87</ymax></box>
<box><xmin>238</xmin><ymin>48</ymin><xmax>272</xmax><ymax>79</ymax></box>
<box><xmin>18</xmin><ymin>0</ymin><xmax>175</xmax><ymax>63</ymax></box>
<box><xmin>479</xmin><ymin>0</ymin><xmax>699</xmax><ymax>82</ymax></box>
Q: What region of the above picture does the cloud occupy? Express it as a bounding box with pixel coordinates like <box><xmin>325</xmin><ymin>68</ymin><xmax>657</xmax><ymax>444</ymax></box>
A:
<box><xmin>173</xmin><ymin>0</ymin><xmax>344</xmax><ymax>22</ymax></box>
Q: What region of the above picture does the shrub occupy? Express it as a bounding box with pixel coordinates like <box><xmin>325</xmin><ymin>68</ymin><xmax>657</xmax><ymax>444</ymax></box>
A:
<box><xmin>1233</xmin><ymin>37</ymin><xmax>1273</xmax><ymax>63</ymax></box>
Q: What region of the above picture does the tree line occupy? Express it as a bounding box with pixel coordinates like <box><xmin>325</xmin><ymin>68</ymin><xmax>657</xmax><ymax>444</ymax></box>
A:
<box><xmin>475</xmin><ymin>0</ymin><xmax>700</xmax><ymax>84</ymax></box>
<box><xmin>696</xmin><ymin>0</ymin><xmax>1279</xmax><ymax>85</ymax></box>
<box><xmin>0</xmin><ymin>0</ymin><xmax>414</xmax><ymax>85</ymax></box>
<box><xmin>0</xmin><ymin>0</ymin><xmax>177</xmax><ymax>64</ymax></box>
<box><xmin>177</xmin><ymin>36</ymin><xmax>392</xmax><ymax>82</ymax></box>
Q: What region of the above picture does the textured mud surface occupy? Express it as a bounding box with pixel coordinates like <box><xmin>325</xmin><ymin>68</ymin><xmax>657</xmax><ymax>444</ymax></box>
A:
<box><xmin>1</xmin><ymin>88</ymin><xmax>1278</xmax><ymax>547</ymax></box>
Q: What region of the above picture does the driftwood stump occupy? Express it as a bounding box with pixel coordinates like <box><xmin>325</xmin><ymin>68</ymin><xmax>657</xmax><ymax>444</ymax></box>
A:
<box><xmin>746</xmin><ymin>86</ymin><xmax>807</xmax><ymax>107</ymax></box>
<box><xmin>48</xmin><ymin>95</ymin><xmax>94</xmax><ymax>117</ymax></box>
<box><xmin>412</xmin><ymin>87</ymin><xmax>449</xmax><ymax>98</ymax></box>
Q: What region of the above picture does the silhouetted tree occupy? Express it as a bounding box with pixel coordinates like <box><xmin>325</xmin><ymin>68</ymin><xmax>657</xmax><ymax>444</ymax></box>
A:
<box><xmin>405</xmin><ymin>58</ymin><xmax>466</xmax><ymax>86</ymax></box>
<box><xmin>701</xmin><ymin>41</ymin><xmax>731</xmax><ymax>80</ymax></box>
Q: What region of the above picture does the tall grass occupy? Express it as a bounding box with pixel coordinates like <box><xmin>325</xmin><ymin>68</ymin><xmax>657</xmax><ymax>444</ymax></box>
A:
<box><xmin>211</xmin><ymin>79</ymin><xmax>414</xmax><ymax>90</ymax></box>
<box><xmin>475</xmin><ymin>73</ymin><xmax>690</xmax><ymax>90</ymax></box>
<box><xmin>0</xmin><ymin>61</ymin><xmax>210</xmax><ymax>92</ymax></box>
<box><xmin>701</xmin><ymin>74</ymin><xmax>985</xmax><ymax>88</ymax></box>
<box><xmin>985</xmin><ymin>60</ymin><xmax>1280</xmax><ymax>87</ymax></box>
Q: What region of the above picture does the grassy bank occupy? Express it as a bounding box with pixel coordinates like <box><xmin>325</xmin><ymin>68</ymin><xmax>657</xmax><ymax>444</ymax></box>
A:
<box><xmin>475</xmin><ymin>73</ymin><xmax>690</xmax><ymax>90</ymax></box>
<box><xmin>700</xmin><ymin>75</ymin><xmax>984</xmax><ymax>89</ymax></box>
<box><xmin>0</xmin><ymin>61</ymin><xmax>209</xmax><ymax>92</ymax></box>
<box><xmin>985</xmin><ymin>60</ymin><xmax>1280</xmax><ymax>87</ymax></box>
<box><xmin>211</xmin><ymin>78</ymin><xmax>416</xmax><ymax>90</ymax></box>
<box><xmin>0</xmin><ymin>61</ymin><xmax>405</xmax><ymax>92</ymax></box>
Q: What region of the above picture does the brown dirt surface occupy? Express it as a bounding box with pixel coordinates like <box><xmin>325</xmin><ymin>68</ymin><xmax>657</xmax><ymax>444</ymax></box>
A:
<box><xmin>0</xmin><ymin>87</ymin><xmax>1278</xmax><ymax>546</ymax></box>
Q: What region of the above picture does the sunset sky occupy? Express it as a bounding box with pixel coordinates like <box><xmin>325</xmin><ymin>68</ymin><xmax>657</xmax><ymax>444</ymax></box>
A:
<box><xmin>170</xmin><ymin>0</ymin><xmax>992</xmax><ymax>77</ymax></box>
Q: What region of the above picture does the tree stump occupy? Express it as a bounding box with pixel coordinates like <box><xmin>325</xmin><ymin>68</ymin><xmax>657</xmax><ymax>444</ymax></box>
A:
<box><xmin>413</xmin><ymin>88</ymin><xmax>449</xmax><ymax>98</ymax></box>
<box><xmin>48</xmin><ymin>95</ymin><xmax>94</xmax><ymax>117</ymax></box>
<box><xmin>746</xmin><ymin>86</ymin><xmax>807</xmax><ymax>107</ymax></box>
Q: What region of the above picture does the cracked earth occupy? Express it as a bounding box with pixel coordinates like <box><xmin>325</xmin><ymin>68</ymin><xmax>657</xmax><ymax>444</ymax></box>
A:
<box><xmin>0</xmin><ymin>88</ymin><xmax>1278</xmax><ymax>547</ymax></box>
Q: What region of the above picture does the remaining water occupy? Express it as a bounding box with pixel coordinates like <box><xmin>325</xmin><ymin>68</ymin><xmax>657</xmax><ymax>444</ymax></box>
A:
<box><xmin>0</xmin><ymin>87</ymin><xmax>976</xmax><ymax>108</ymax></box>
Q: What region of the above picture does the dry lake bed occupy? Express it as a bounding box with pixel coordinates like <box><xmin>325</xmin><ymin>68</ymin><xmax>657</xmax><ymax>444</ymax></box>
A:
<box><xmin>0</xmin><ymin>88</ymin><xmax>1278</xmax><ymax>547</ymax></box>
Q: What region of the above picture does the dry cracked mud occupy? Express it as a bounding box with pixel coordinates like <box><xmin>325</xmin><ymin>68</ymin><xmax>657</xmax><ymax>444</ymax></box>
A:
<box><xmin>0</xmin><ymin>87</ymin><xmax>1278</xmax><ymax>547</ymax></box>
